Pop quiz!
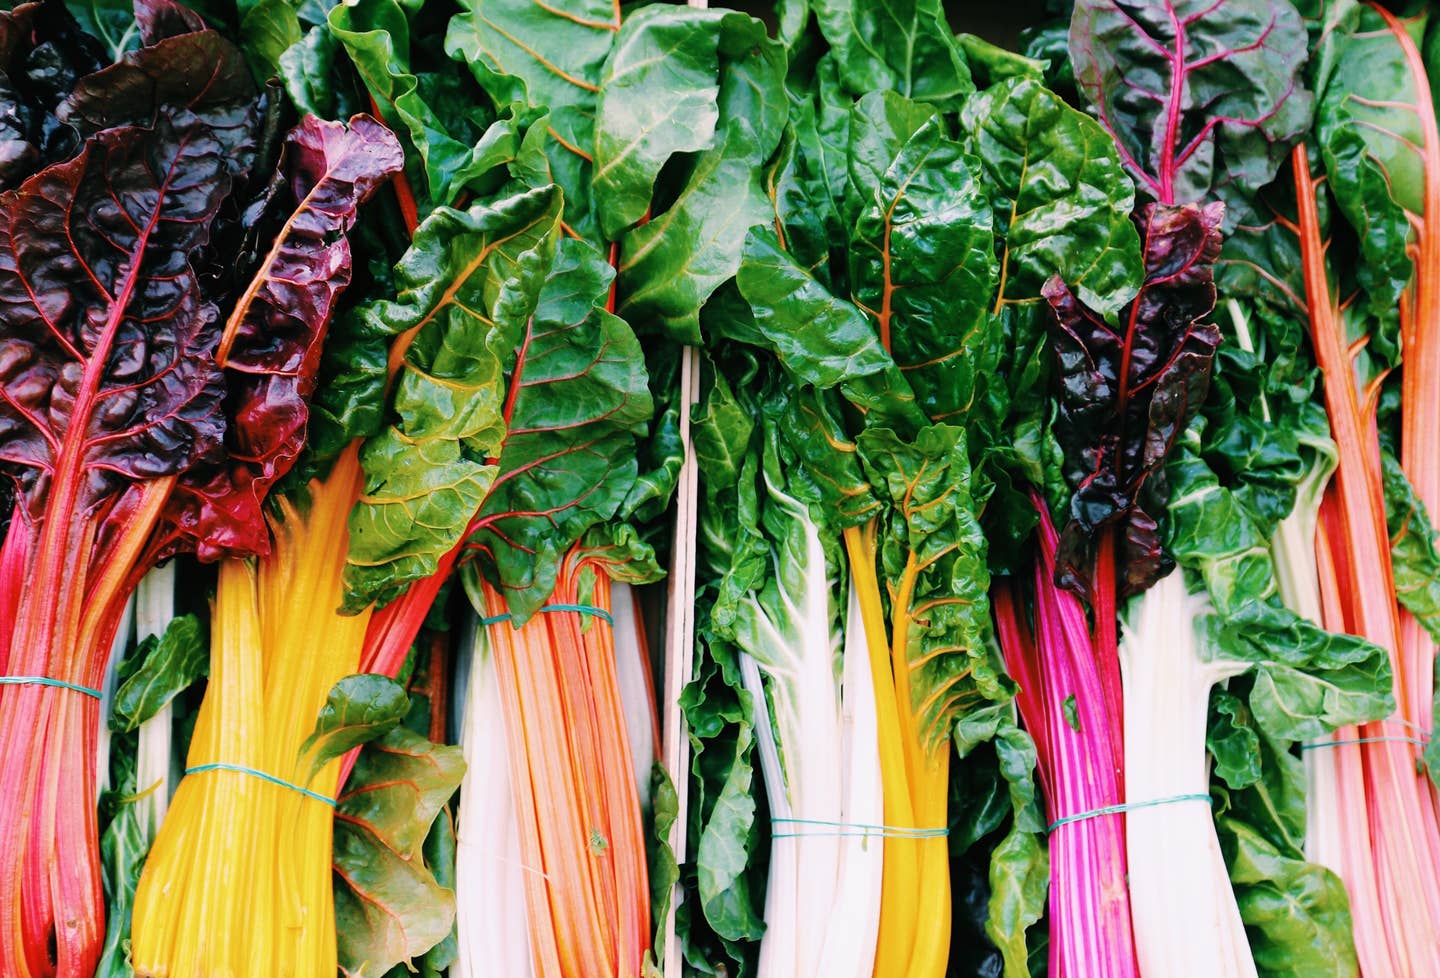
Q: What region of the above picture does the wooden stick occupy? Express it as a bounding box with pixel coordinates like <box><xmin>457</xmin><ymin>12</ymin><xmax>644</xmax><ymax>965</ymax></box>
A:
<box><xmin>661</xmin><ymin>342</ymin><xmax>701</xmax><ymax>977</ymax></box>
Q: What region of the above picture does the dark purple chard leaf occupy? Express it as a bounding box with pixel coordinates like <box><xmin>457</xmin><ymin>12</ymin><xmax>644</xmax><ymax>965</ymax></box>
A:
<box><xmin>1070</xmin><ymin>0</ymin><xmax>1313</xmax><ymax>207</ymax></box>
<box><xmin>0</xmin><ymin>111</ymin><xmax>251</xmax><ymax>521</ymax></box>
<box><xmin>58</xmin><ymin>0</ymin><xmax>254</xmax><ymax>141</ymax></box>
<box><xmin>1044</xmin><ymin>201</ymin><xmax>1224</xmax><ymax>597</ymax></box>
<box><xmin>157</xmin><ymin>114</ymin><xmax>403</xmax><ymax>561</ymax></box>
<box><xmin>0</xmin><ymin>1</ymin><xmax>108</xmax><ymax>189</ymax></box>
<box><xmin>472</xmin><ymin>237</ymin><xmax>653</xmax><ymax>621</ymax></box>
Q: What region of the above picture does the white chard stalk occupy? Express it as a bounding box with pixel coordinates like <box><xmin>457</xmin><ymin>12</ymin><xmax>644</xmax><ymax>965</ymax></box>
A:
<box><xmin>96</xmin><ymin>596</ymin><xmax>135</xmax><ymax>800</ymax></box>
<box><xmin>1121</xmin><ymin>572</ymin><xmax>1257</xmax><ymax>978</ymax></box>
<box><xmin>737</xmin><ymin>476</ymin><xmax>881</xmax><ymax>978</ymax></box>
<box><xmin>134</xmin><ymin>561</ymin><xmax>175</xmax><ymax>834</ymax></box>
<box><xmin>612</xmin><ymin>581</ymin><xmax>657</xmax><ymax>809</ymax></box>
<box><xmin>454</xmin><ymin>614</ymin><xmax>534</xmax><ymax>978</ymax></box>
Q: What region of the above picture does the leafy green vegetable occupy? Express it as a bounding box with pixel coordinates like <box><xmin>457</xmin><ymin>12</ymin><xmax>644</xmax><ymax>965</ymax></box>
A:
<box><xmin>296</xmin><ymin>674</ymin><xmax>409</xmax><ymax>784</ymax></box>
<box><xmin>343</xmin><ymin>185</ymin><xmax>563</xmax><ymax>609</ymax></box>
<box><xmin>809</xmin><ymin>0</ymin><xmax>973</xmax><ymax>105</ymax></box>
<box><xmin>334</xmin><ymin>727</ymin><xmax>466</xmax><ymax>977</ymax></box>
<box><xmin>110</xmin><ymin>614</ymin><xmax>207</xmax><ymax>733</ymax></box>
<box><xmin>1070</xmin><ymin>0</ymin><xmax>1313</xmax><ymax>207</ymax></box>
<box><xmin>468</xmin><ymin>236</ymin><xmax>653</xmax><ymax>620</ymax></box>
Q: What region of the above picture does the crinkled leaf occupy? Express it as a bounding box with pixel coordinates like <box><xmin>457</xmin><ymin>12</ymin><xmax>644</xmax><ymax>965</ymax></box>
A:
<box><xmin>952</xmin><ymin>705</ymin><xmax>1048</xmax><ymax>978</ymax></box>
<box><xmin>0</xmin><ymin>114</ymin><xmax>251</xmax><ymax>523</ymax></box>
<box><xmin>334</xmin><ymin>727</ymin><xmax>467</xmax><ymax>978</ymax></box>
<box><xmin>296</xmin><ymin>674</ymin><xmax>409</xmax><ymax>785</ymax></box>
<box><xmin>1384</xmin><ymin>449</ymin><xmax>1440</xmax><ymax>641</ymax></box>
<box><xmin>110</xmin><ymin>613</ymin><xmax>206</xmax><ymax>732</ymax></box>
<box><xmin>1208</xmin><ymin>687</ymin><xmax>1264</xmax><ymax>789</ymax></box>
<box><xmin>1312</xmin><ymin>0</ymin><xmax>1421</xmax><ymax>314</ymax></box>
<box><xmin>714</xmin><ymin>226</ymin><xmax>920</xmax><ymax>427</ymax></box>
<box><xmin>59</xmin><ymin>17</ymin><xmax>254</xmax><ymax>138</ymax></box>
<box><xmin>682</xmin><ymin>631</ymin><xmax>765</xmax><ymax>946</ymax></box>
<box><xmin>860</xmin><ymin>424</ymin><xmax>1009</xmax><ymax>743</ymax></box>
<box><xmin>0</xmin><ymin>1</ymin><xmax>107</xmax><ymax>190</ymax></box>
<box><xmin>772</xmin><ymin>55</ymin><xmax>850</xmax><ymax>289</ymax></box>
<box><xmin>469</xmin><ymin>236</ymin><xmax>651</xmax><ymax>621</ymax></box>
<box><xmin>163</xmin><ymin>114</ymin><xmax>403</xmax><ymax>560</ymax></box>
<box><xmin>443</xmin><ymin>0</ymin><xmax>614</xmax><ymax>240</ymax></box>
<box><xmin>848</xmin><ymin>99</ymin><xmax>998</xmax><ymax>425</ymax></box>
<box><xmin>809</xmin><ymin>0</ymin><xmax>973</xmax><ymax>105</ymax></box>
<box><xmin>1207</xmin><ymin>699</ymin><xmax>1360</xmax><ymax>977</ymax></box>
<box><xmin>1070</xmin><ymin>0</ymin><xmax>1313</xmax><ymax>206</ymax></box>
<box><xmin>1045</xmin><ymin>201</ymin><xmax>1224</xmax><ymax>598</ymax></box>
<box><xmin>343</xmin><ymin>185</ymin><xmax>563</xmax><ymax>610</ymax></box>
<box><xmin>1168</xmin><ymin>437</ymin><xmax>1395</xmax><ymax>740</ymax></box>
<box><xmin>614</xmin><ymin>11</ymin><xmax>786</xmax><ymax>344</ymax></box>
<box><xmin>963</xmin><ymin>75</ymin><xmax>1143</xmax><ymax>317</ymax></box>
<box><xmin>329</xmin><ymin>0</ymin><xmax>502</xmax><ymax>207</ymax></box>
<box><xmin>646</xmin><ymin>762</ymin><xmax>680</xmax><ymax>966</ymax></box>
<box><xmin>592</xmin><ymin>5</ymin><xmax>727</xmax><ymax>239</ymax></box>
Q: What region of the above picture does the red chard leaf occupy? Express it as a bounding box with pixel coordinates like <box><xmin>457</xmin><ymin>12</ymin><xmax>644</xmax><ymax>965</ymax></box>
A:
<box><xmin>0</xmin><ymin>1</ymin><xmax>107</xmax><ymax>188</ymax></box>
<box><xmin>59</xmin><ymin>6</ymin><xmax>254</xmax><ymax>142</ymax></box>
<box><xmin>1044</xmin><ymin>201</ymin><xmax>1224</xmax><ymax>598</ymax></box>
<box><xmin>160</xmin><ymin>114</ymin><xmax>403</xmax><ymax>560</ymax></box>
<box><xmin>1070</xmin><ymin>0</ymin><xmax>1313</xmax><ymax>207</ymax></box>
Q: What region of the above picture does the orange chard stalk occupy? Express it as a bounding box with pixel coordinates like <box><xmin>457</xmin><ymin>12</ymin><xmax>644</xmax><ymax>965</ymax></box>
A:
<box><xmin>476</xmin><ymin>553</ymin><xmax>650</xmax><ymax>978</ymax></box>
<box><xmin>1293</xmin><ymin>143</ymin><xmax>1440</xmax><ymax>974</ymax></box>
<box><xmin>1370</xmin><ymin>1</ymin><xmax>1440</xmax><ymax>762</ymax></box>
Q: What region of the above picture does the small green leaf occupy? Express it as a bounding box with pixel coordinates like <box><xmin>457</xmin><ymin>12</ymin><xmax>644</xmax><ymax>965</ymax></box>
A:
<box><xmin>110</xmin><ymin>614</ymin><xmax>207</xmax><ymax>733</ymax></box>
<box><xmin>296</xmin><ymin>674</ymin><xmax>409</xmax><ymax>785</ymax></box>
<box><xmin>1061</xmin><ymin>694</ymin><xmax>1081</xmax><ymax>733</ymax></box>
<box><xmin>334</xmin><ymin>728</ymin><xmax>467</xmax><ymax>977</ymax></box>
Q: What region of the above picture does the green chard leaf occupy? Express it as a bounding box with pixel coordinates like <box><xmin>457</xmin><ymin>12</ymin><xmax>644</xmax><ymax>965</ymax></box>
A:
<box><xmin>1168</xmin><ymin>433</ymin><xmax>1394</xmax><ymax>741</ymax></box>
<box><xmin>860</xmin><ymin>424</ymin><xmax>1010</xmax><ymax>743</ymax></box>
<box><xmin>444</xmin><ymin>0</ymin><xmax>616</xmax><ymax>239</ymax></box>
<box><xmin>847</xmin><ymin>96</ymin><xmax>998</xmax><ymax>427</ymax></box>
<box><xmin>344</xmin><ymin>185</ymin><xmax>564</xmax><ymax>610</ymax></box>
<box><xmin>334</xmin><ymin>727</ymin><xmax>467</xmax><ymax>977</ymax></box>
<box><xmin>1312</xmin><ymin>0</ymin><xmax>1423</xmax><ymax>315</ymax></box>
<box><xmin>468</xmin><ymin>236</ymin><xmax>652</xmax><ymax>621</ymax></box>
<box><xmin>962</xmin><ymin>75</ymin><xmax>1142</xmax><ymax>318</ymax></box>
<box><xmin>614</xmin><ymin>10</ymin><xmax>788</xmax><ymax>344</ymax></box>
<box><xmin>329</xmin><ymin>0</ymin><xmax>502</xmax><ymax>208</ymax></box>
<box><xmin>296</xmin><ymin>674</ymin><xmax>409</xmax><ymax>785</ymax></box>
<box><xmin>710</xmin><ymin>226</ymin><xmax>921</xmax><ymax>429</ymax></box>
<box><xmin>1213</xmin><ymin>709</ymin><xmax>1360</xmax><ymax>978</ymax></box>
<box><xmin>110</xmin><ymin>614</ymin><xmax>207</xmax><ymax>733</ymax></box>
<box><xmin>809</xmin><ymin>0</ymin><xmax>973</xmax><ymax>106</ymax></box>
<box><xmin>951</xmin><ymin>705</ymin><xmax>1048</xmax><ymax>978</ymax></box>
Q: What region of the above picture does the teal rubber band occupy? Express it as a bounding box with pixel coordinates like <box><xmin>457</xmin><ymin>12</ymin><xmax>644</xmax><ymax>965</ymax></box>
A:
<box><xmin>0</xmin><ymin>676</ymin><xmax>102</xmax><ymax>698</ymax></box>
<box><xmin>1301</xmin><ymin>736</ymin><xmax>1429</xmax><ymax>751</ymax></box>
<box><xmin>771</xmin><ymin>818</ymin><xmax>948</xmax><ymax>840</ymax></box>
<box><xmin>479</xmin><ymin>604</ymin><xmax>614</xmax><ymax>627</ymax></box>
<box><xmin>1048</xmin><ymin>793</ymin><xmax>1213</xmax><ymax>833</ymax></box>
<box><xmin>185</xmin><ymin>763</ymin><xmax>335</xmax><ymax>807</ymax></box>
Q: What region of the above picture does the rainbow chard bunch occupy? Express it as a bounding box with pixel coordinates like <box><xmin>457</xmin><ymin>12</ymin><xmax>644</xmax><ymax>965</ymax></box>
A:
<box><xmin>1047</xmin><ymin>1</ymin><xmax>1332</xmax><ymax>975</ymax></box>
<box><xmin>0</xmin><ymin>2</ymin><xmax>398</xmax><ymax>973</ymax></box>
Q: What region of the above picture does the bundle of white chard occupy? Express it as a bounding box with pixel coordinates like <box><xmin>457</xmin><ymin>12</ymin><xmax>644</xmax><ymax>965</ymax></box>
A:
<box><xmin>722</xmin><ymin>449</ymin><xmax>883</xmax><ymax>978</ymax></box>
